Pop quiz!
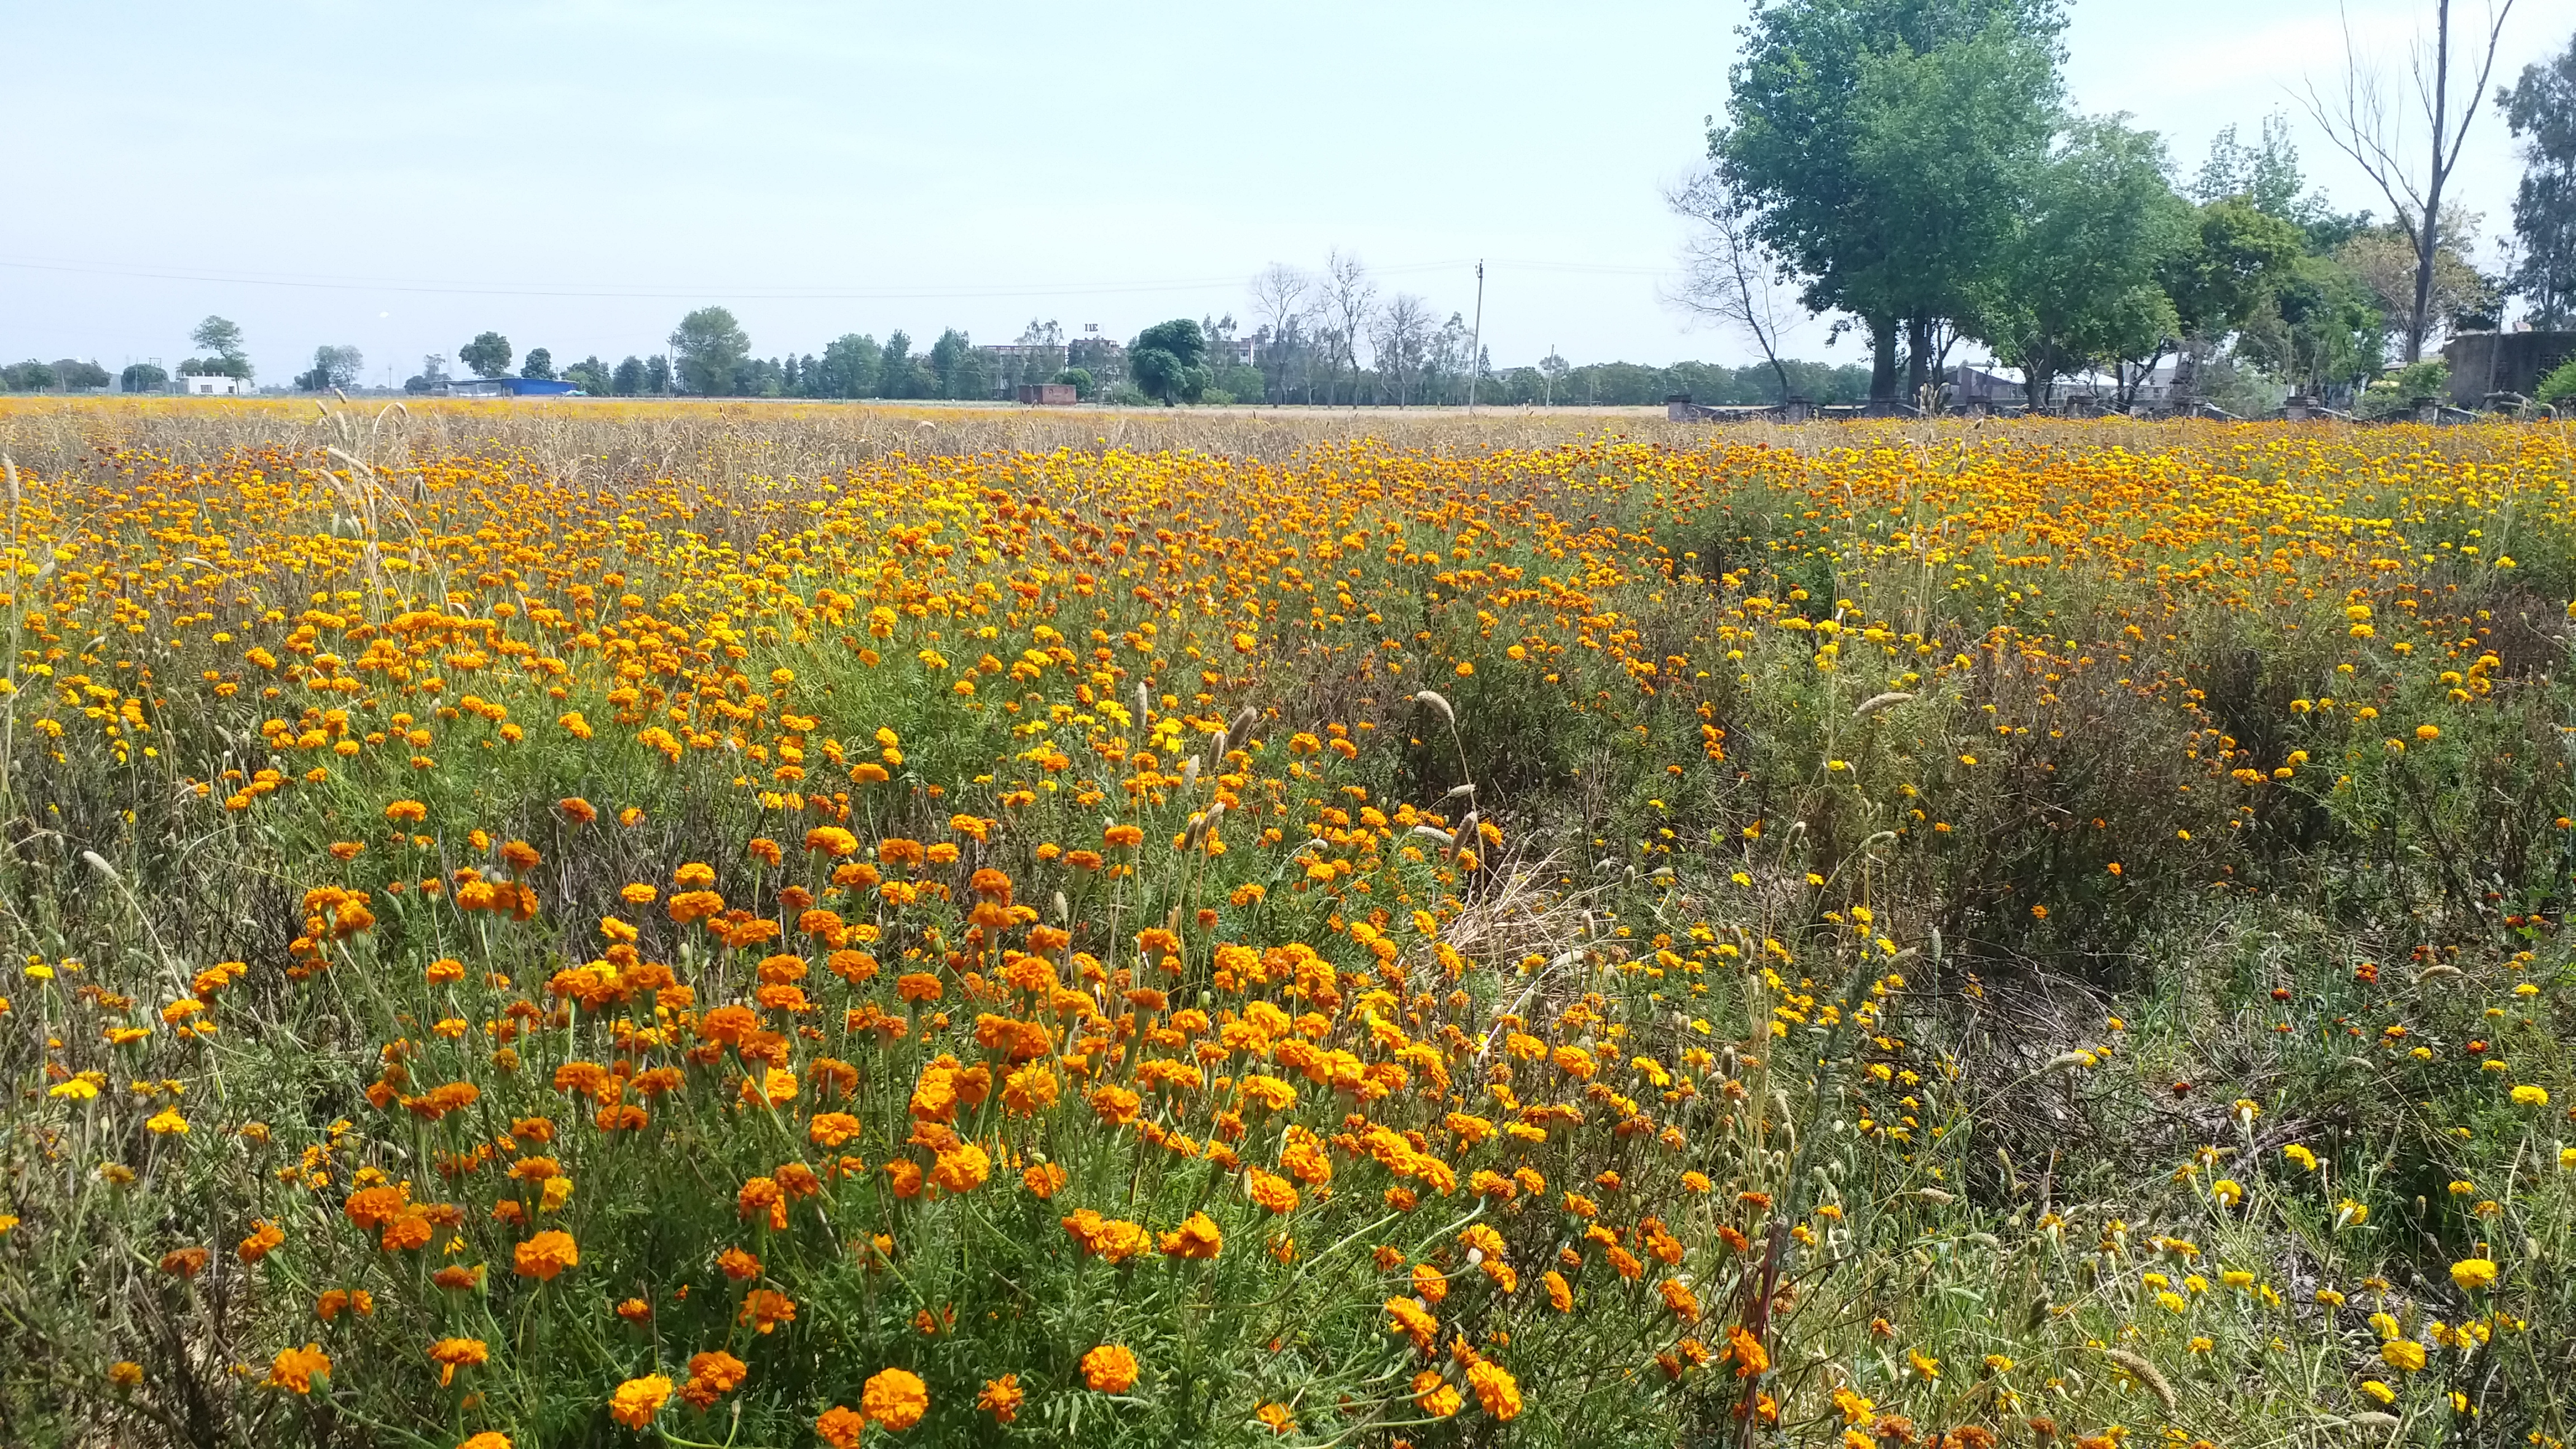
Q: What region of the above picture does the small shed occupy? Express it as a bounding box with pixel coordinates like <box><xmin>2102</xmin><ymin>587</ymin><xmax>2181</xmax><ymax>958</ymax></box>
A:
<box><xmin>1015</xmin><ymin>382</ymin><xmax>1076</xmax><ymax>406</ymax></box>
<box><xmin>181</xmin><ymin>374</ymin><xmax>246</xmax><ymax>396</ymax></box>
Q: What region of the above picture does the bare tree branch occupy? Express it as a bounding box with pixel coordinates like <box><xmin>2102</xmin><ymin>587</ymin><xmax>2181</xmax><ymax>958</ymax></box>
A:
<box><xmin>1664</xmin><ymin>164</ymin><xmax>1803</xmax><ymax>401</ymax></box>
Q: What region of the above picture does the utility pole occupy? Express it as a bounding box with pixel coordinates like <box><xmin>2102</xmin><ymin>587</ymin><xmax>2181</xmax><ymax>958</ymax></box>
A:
<box><xmin>1465</xmin><ymin>259</ymin><xmax>1485</xmax><ymax>414</ymax></box>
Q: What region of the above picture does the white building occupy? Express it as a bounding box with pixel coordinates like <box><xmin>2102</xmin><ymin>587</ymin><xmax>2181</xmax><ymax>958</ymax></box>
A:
<box><xmin>181</xmin><ymin>373</ymin><xmax>247</xmax><ymax>396</ymax></box>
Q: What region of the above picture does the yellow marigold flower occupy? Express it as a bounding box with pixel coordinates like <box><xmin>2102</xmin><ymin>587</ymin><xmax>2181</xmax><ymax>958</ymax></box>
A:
<box><xmin>2450</xmin><ymin>1257</ymin><xmax>2499</xmax><ymax>1292</ymax></box>
<box><xmin>2511</xmin><ymin>1084</ymin><xmax>2549</xmax><ymax>1108</ymax></box>
<box><xmin>610</xmin><ymin>1374</ymin><xmax>673</xmax><ymax>1428</ymax></box>
<box><xmin>2381</xmin><ymin>1339</ymin><xmax>2427</xmax><ymax>1373</ymax></box>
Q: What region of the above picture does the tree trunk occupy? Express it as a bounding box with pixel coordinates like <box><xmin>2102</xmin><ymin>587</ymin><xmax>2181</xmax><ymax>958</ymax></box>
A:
<box><xmin>1868</xmin><ymin>316</ymin><xmax>1899</xmax><ymax>402</ymax></box>
<box><xmin>1904</xmin><ymin>315</ymin><xmax>1933</xmax><ymax>408</ymax></box>
<box><xmin>2406</xmin><ymin>0</ymin><xmax>2454</xmax><ymax>363</ymax></box>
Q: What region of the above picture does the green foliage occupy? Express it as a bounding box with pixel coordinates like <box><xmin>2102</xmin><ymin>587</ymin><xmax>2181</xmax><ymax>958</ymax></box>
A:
<box><xmin>190</xmin><ymin>315</ymin><xmax>247</xmax><ymax>363</ymax></box>
<box><xmin>1981</xmin><ymin>115</ymin><xmax>2194</xmax><ymax>404</ymax></box>
<box><xmin>813</xmin><ymin>334</ymin><xmax>883</xmax><ymax>399</ymax></box>
<box><xmin>119</xmin><ymin>362</ymin><xmax>168</xmax><ymax>394</ymax></box>
<box><xmin>560</xmin><ymin>356</ymin><xmax>611</xmax><ymax>394</ymax></box>
<box><xmin>2532</xmin><ymin>357</ymin><xmax>2576</xmax><ymax>405</ymax></box>
<box><xmin>1718</xmin><ymin>0</ymin><xmax>2063</xmax><ymax>394</ymax></box>
<box><xmin>1055</xmin><ymin>366</ymin><xmax>1096</xmax><ymax>400</ymax></box>
<box><xmin>458</xmin><ymin>331</ymin><xmax>514</xmax><ymax>381</ymax></box>
<box><xmin>519</xmin><ymin>348</ymin><xmax>555</xmax><ymax>381</ymax></box>
<box><xmin>0</xmin><ymin>360</ymin><xmax>57</xmax><ymax>392</ymax></box>
<box><xmin>2161</xmin><ymin>198</ymin><xmax>2307</xmax><ymax>340</ymax></box>
<box><xmin>669</xmin><ymin>308</ymin><xmax>750</xmax><ymax>396</ymax></box>
<box><xmin>2501</xmin><ymin>31</ymin><xmax>2576</xmax><ymax>328</ymax></box>
<box><xmin>1130</xmin><ymin>319</ymin><xmax>1210</xmax><ymax>405</ymax></box>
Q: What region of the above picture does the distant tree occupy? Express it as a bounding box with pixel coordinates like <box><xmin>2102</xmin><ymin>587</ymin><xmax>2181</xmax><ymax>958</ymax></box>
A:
<box><xmin>924</xmin><ymin>329</ymin><xmax>986</xmax><ymax>399</ymax></box>
<box><xmin>192</xmin><ymin>316</ymin><xmax>248</xmax><ymax>365</ymax></box>
<box><xmin>293</xmin><ymin>345</ymin><xmax>364</xmax><ymax>392</ymax></box>
<box><xmin>3</xmin><ymin>361</ymin><xmax>57</xmax><ymax>392</ymax></box>
<box><xmin>2234</xmin><ymin>253</ymin><xmax>2388</xmax><ymax>394</ymax></box>
<box><xmin>2302</xmin><ymin>0</ymin><xmax>2520</xmax><ymax>361</ymax></box>
<box><xmin>1979</xmin><ymin>116</ymin><xmax>2195</xmax><ymax>410</ymax></box>
<box><xmin>2337</xmin><ymin>212</ymin><xmax>2494</xmax><ymax>346</ymax></box>
<box><xmin>2499</xmin><ymin>30</ymin><xmax>2576</xmax><ymax>328</ymax></box>
<box><xmin>1667</xmin><ymin>163</ymin><xmax>1803</xmax><ymax>401</ymax></box>
<box><xmin>1246</xmin><ymin>264</ymin><xmax>1312</xmax><ymax>404</ymax></box>
<box><xmin>1054</xmin><ymin>367</ymin><xmax>1096</xmax><ymax>400</ymax></box>
<box><xmin>1129</xmin><ymin>319</ymin><xmax>1210</xmax><ymax>405</ymax></box>
<box><xmin>879</xmin><ymin>331</ymin><xmax>917</xmax><ymax>399</ymax></box>
<box><xmin>403</xmin><ymin>354</ymin><xmax>452</xmax><ymax>394</ymax></box>
<box><xmin>2162</xmin><ymin>199</ymin><xmax>2308</xmax><ymax>342</ymax></box>
<box><xmin>1367</xmin><ymin>295</ymin><xmax>1438</xmax><ymax>405</ymax></box>
<box><xmin>178</xmin><ymin>316</ymin><xmax>253</xmax><ymax>380</ymax></box>
<box><xmin>120</xmin><ymin>362</ymin><xmax>169</xmax><ymax>394</ymax></box>
<box><xmin>520</xmin><ymin>348</ymin><xmax>555</xmax><ymax>381</ymax></box>
<box><xmin>612</xmin><ymin>356</ymin><xmax>648</xmax><ymax>396</ymax></box>
<box><xmin>1317</xmin><ymin>252</ymin><xmax>1377</xmax><ymax>405</ymax></box>
<box><xmin>459</xmin><ymin>332</ymin><xmax>514</xmax><ymax>379</ymax></box>
<box><xmin>670</xmin><ymin>308</ymin><xmax>749</xmax><ymax>396</ymax></box>
<box><xmin>562</xmin><ymin>356</ymin><xmax>612</xmax><ymax>394</ymax></box>
<box><xmin>814</xmin><ymin>334</ymin><xmax>882</xmax><ymax>398</ymax></box>
<box><xmin>645</xmin><ymin>355</ymin><xmax>674</xmax><ymax>395</ymax></box>
<box><xmin>48</xmin><ymin>359</ymin><xmax>110</xmax><ymax>392</ymax></box>
<box><xmin>782</xmin><ymin>354</ymin><xmax>802</xmax><ymax>394</ymax></box>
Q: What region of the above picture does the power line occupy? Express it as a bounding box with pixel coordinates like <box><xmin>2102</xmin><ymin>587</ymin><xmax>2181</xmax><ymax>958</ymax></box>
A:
<box><xmin>0</xmin><ymin>254</ymin><xmax>1662</xmax><ymax>302</ymax></box>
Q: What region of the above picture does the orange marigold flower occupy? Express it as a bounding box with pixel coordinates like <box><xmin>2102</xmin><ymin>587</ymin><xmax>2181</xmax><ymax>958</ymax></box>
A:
<box><xmin>815</xmin><ymin>1406</ymin><xmax>866</xmax><ymax>1449</ymax></box>
<box><xmin>1022</xmin><ymin>1162</ymin><xmax>1069</xmax><ymax>1199</ymax></box>
<box><xmin>978</xmin><ymin>1372</ymin><xmax>1025</xmax><ymax>1423</ymax></box>
<box><xmin>160</xmin><ymin>1247</ymin><xmax>210</xmax><ymax>1278</ymax></box>
<box><xmin>1081</xmin><ymin>1344</ymin><xmax>1140</xmax><ymax>1393</ymax></box>
<box><xmin>609</xmin><ymin>1374</ymin><xmax>673</xmax><ymax>1429</ymax></box>
<box><xmin>458</xmin><ymin>1435</ymin><xmax>513</xmax><ymax>1449</ymax></box>
<box><xmin>512</xmin><ymin>1229</ymin><xmax>577</xmax><ymax>1281</ymax></box>
<box><xmin>685</xmin><ymin>1349</ymin><xmax>748</xmax><ymax>1395</ymax></box>
<box><xmin>739</xmin><ymin>1287</ymin><xmax>797</xmax><ymax>1333</ymax></box>
<box><xmin>266</xmin><ymin>1343</ymin><xmax>331</xmax><ymax>1394</ymax></box>
<box><xmin>861</xmin><ymin>1367</ymin><xmax>930</xmax><ymax>1429</ymax></box>
<box><xmin>1412</xmin><ymin>1368</ymin><xmax>1462</xmax><ymax>1417</ymax></box>
<box><xmin>1158</xmin><ymin>1211</ymin><xmax>1224</xmax><ymax>1259</ymax></box>
<box><xmin>1467</xmin><ymin>1360</ymin><xmax>1521</xmax><ymax>1420</ymax></box>
<box><xmin>238</xmin><ymin>1220</ymin><xmax>285</xmax><ymax>1263</ymax></box>
<box><xmin>427</xmin><ymin>1336</ymin><xmax>488</xmax><ymax>1387</ymax></box>
<box><xmin>804</xmin><ymin>826</ymin><xmax>859</xmax><ymax>857</ymax></box>
<box><xmin>931</xmin><ymin>1142</ymin><xmax>993</xmax><ymax>1194</ymax></box>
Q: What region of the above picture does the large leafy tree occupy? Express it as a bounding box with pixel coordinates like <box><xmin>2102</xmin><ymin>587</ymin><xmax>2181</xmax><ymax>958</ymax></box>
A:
<box><xmin>669</xmin><ymin>309</ymin><xmax>750</xmax><ymax>396</ymax></box>
<box><xmin>1716</xmin><ymin>0</ymin><xmax>2063</xmax><ymax>401</ymax></box>
<box><xmin>2161</xmin><ymin>198</ymin><xmax>2308</xmax><ymax>341</ymax></box>
<box><xmin>1129</xmin><ymin>319</ymin><xmax>1209</xmax><ymax>406</ymax></box>
<box><xmin>812</xmin><ymin>334</ymin><xmax>883</xmax><ymax>399</ymax></box>
<box><xmin>1978</xmin><ymin>116</ymin><xmax>2194</xmax><ymax>409</ymax></box>
<box><xmin>2500</xmin><ymin>31</ymin><xmax>2576</xmax><ymax>328</ymax></box>
<box><xmin>458</xmin><ymin>332</ymin><xmax>513</xmax><ymax>380</ymax></box>
<box><xmin>183</xmin><ymin>316</ymin><xmax>252</xmax><ymax>379</ymax></box>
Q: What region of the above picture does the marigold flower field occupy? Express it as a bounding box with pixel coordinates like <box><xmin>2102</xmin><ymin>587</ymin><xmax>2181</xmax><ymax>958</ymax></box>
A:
<box><xmin>1</xmin><ymin>401</ymin><xmax>2572</xmax><ymax>1447</ymax></box>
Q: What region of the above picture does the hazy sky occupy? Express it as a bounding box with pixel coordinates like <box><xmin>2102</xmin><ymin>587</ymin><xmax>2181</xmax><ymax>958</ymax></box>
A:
<box><xmin>4</xmin><ymin>1</ymin><xmax>2562</xmax><ymax>382</ymax></box>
